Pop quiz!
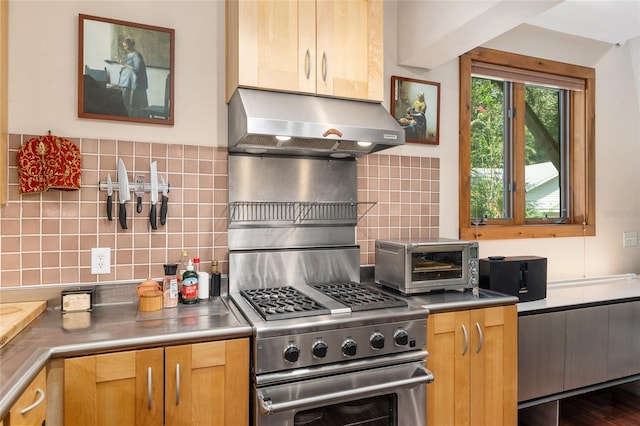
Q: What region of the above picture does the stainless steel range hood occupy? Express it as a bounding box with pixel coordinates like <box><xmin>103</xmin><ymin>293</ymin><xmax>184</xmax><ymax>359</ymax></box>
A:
<box><xmin>228</xmin><ymin>88</ymin><xmax>405</xmax><ymax>158</ymax></box>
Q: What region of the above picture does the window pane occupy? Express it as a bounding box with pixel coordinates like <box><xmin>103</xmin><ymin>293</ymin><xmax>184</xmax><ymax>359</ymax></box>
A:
<box><xmin>470</xmin><ymin>77</ymin><xmax>509</xmax><ymax>222</ymax></box>
<box><xmin>524</xmin><ymin>86</ymin><xmax>562</xmax><ymax>219</ymax></box>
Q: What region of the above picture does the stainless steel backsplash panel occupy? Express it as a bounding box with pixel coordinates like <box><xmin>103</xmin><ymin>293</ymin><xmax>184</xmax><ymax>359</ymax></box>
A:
<box><xmin>229</xmin><ymin>247</ymin><xmax>361</xmax><ymax>291</ymax></box>
<box><xmin>228</xmin><ymin>154</ymin><xmax>358</xmax><ymax>250</ymax></box>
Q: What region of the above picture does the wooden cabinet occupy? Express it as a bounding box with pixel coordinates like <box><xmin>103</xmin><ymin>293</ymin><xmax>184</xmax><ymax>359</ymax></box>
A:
<box><xmin>226</xmin><ymin>0</ymin><xmax>383</xmax><ymax>102</ymax></box>
<box><xmin>64</xmin><ymin>339</ymin><xmax>249</xmax><ymax>426</ymax></box>
<box><xmin>4</xmin><ymin>367</ymin><xmax>47</xmax><ymax>426</ymax></box>
<box><xmin>427</xmin><ymin>305</ymin><xmax>517</xmax><ymax>426</ymax></box>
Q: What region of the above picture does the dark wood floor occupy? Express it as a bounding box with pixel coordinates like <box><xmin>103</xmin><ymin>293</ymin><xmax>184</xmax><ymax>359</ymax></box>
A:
<box><xmin>559</xmin><ymin>381</ymin><xmax>640</xmax><ymax>425</ymax></box>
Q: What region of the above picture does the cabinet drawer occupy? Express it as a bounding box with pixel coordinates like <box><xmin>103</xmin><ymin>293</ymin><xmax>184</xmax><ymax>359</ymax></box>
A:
<box><xmin>8</xmin><ymin>367</ymin><xmax>46</xmax><ymax>426</ymax></box>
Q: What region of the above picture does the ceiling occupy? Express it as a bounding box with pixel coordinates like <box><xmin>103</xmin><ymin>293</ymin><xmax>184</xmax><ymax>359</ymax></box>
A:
<box><xmin>396</xmin><ymin>0</ymin><xmax>640</xmax><ymax>70</ymax></box>
<box><xmin>527</xmin><ymin>0</ymin><xmax>640</xmax><ymax>45</ymax></box>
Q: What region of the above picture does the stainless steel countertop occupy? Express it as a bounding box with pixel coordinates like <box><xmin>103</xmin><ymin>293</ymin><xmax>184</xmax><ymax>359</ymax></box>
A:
<box><xmin>381</xmin><ymin>285</ymin><xmax>520</xmax><ymax>313</ymax></box>
<box><xmin>0</xmin><ymin>296</ymin><xmax>252</xmax><ymax>420</ymax></box>
<box><xmin>518</xmin><ymin>273</ymin><xmax>640</xmax><ymax>314</ymax></box>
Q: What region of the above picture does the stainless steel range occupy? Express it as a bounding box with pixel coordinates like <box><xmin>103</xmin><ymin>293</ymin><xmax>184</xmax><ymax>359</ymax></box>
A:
<box><xmin>227</xmin><ymin>154</ymin><xmax>433</xmax><ymax>426</ymax></box>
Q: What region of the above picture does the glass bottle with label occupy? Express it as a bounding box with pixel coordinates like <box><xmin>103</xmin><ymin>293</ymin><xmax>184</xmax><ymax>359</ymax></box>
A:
<box><xmin>181</xmin><ymin>260</ymin><xmax>198</xmax><ymax>304</ymax></box>
<box><xmin>210</xmin><ymin>260</ymin><xmax>221</xmax><ymax>297</ymax></box>
<box><xmin>178</xmin><ymin>250</ymin><xmax>189</xmax><ymax>302</ymax></box>
<box><xmin>162</xmin><ymin>264</ymin><xmax>179</xmax><ymax>308</ymax></box>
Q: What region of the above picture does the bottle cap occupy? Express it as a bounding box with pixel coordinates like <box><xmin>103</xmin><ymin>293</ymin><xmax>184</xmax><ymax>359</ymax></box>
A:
<box><xmin>186</xmin><ymin>260</ymin><xmax>194</xmax><ymax>271</ymax></box>
<box><xmin>163</xmin><ymin>263</ymin><xmax>178</xmax><ymax>275</ymax></box>
<box><xmin>193</xmin><ymin>257</ymin><xmax>200</xmax><ymax>264</ymax></box>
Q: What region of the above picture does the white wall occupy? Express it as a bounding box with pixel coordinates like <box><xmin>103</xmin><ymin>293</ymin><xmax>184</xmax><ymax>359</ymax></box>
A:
<box><xmin>8</xmin><ymin>0</ymin><xmax>640</xmax><ymax>280</ymax></box>
<box><xmin>8</xmin><ymin>1</ymin><xmax>227</xmax><ymax>145</ymax></box>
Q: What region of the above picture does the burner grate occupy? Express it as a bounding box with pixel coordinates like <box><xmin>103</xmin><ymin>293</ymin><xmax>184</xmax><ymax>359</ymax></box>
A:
<box><xmin>241</xmin><ymin>286</ymin><xmax>330</xmax><ymax>320</ymax></box>
<box><xmin>312</xmin><ymin>282</ymin><xmax>408</xmax><ymax>311</ymax></box>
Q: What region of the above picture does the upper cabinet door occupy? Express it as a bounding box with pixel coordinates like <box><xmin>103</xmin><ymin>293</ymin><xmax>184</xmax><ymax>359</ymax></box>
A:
<box><xmin>227</xmin><ymin>0</ymin><xmax>383</xmax><ymax>102</ymax></box>
<box><xmin>316</xmin><ymin>0</ymin><xmax>383</xmax><ymax>101</ymax></box>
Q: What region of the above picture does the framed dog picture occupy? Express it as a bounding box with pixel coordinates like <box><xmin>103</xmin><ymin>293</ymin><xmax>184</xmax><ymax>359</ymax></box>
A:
<box><xmin>391</xmin><ymin>76</ymin><xmax>440</xmax><ymax>145</ymax></box>
<box><xmin>78</xmin><ymin>14</ymin><xmax>175</xmax><ymax>125</ymax></box>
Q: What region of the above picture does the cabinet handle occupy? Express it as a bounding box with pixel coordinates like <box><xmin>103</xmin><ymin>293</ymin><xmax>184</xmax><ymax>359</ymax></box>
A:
<box><xmin>475</xmin><ymin>322</ymin><xmax>484</xmax><ymax>353</ymax></box>
<box><xmin>147</xmin><ymin>367</ymin><xmax>153</xmax><ymax>410</ymax></box>
<box><xmin>304</xmin><ymin>49</ymin><xmax>311</xmax><ymax>80</ymax></box>
<box><xmin>461</xmin><ymin>324</ymin><xmax>469</xmax><ymax>356</ymax></box>
<box><xmin>20</xmin><ymin>388</ymin><xmax>45</xmax><ymax>415</ymax></box>
<box><xmin>175</xmin><ymin>363</ymin><xmax>181</xmax><ymax>406</ymax></box>
<box><xmin>321</xmin><ymin>52</ymin><xmax>327</xmax><ymax>82</ymax></box>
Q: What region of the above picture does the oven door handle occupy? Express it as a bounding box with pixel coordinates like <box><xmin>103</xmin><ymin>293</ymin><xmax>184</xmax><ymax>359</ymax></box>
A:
<box><xmin>258</xmin><ymin>362</ymin><xmax>434</xmax><ymax>415</ymax></box>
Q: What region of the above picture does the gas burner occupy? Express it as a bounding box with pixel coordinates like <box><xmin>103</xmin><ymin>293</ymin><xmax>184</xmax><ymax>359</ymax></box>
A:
<box><xmin>312</xmin><ymin>282</ymin><xmax>408</xmax><ymax>312</ymax></box>
<box><xmin>241</xmin><ymin>286</ymin><xmax>330</xmax><ymax>321</ymax></box>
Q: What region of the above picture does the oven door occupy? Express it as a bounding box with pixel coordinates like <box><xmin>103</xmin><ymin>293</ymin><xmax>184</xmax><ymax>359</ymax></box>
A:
<box><xmin>254</xmin><ymin>355</ymin><xmax>433</xmax><ymax>426</ymax></box>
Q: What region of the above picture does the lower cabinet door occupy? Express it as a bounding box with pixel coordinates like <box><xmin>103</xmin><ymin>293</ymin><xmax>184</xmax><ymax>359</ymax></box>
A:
<box><xmin>427</xmin><ymin>305</ymin><xmax>517</xmax><ymax>426</ymax></box>
<box><xmin>64</xmin><ymin>348</ymin><xmax>164</xmax><ymax>426</ymax></box>
<box><xmin>165</xmin><ymin>339</ymin><xmax>250</xmax><ymax>426</ymax></box>
<box><xmin>8</xmin><ymin>367</ymin><xmax>47</xmax><ymax>426</ymax></box>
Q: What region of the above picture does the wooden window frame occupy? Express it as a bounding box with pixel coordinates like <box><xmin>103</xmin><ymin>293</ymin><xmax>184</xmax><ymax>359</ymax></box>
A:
<box><xmin>459</xmin><ymin>47</ymin><xmax>595</xmax><ymax>240</ymax></box>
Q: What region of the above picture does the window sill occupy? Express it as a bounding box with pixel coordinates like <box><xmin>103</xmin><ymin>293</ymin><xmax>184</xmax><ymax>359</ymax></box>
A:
<box><xmin>460</xmin><ymin>223</ymin><xmax>595</xmax><ymax>240</ymax></box>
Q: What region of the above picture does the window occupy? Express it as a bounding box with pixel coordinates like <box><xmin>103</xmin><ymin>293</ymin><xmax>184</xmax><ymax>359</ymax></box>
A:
<box><xmin>459</xmin><ymin>48</ymin><xmax>595</xmax><ymax>240</ymax></box>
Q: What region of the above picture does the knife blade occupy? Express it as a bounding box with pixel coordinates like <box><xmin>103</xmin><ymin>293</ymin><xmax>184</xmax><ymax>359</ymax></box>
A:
<box><xmin>134</xmin><ymin>175</ymin><xmax>145</xmax><ymax>214</ymax></box>
<box><xmin>118</xmin><ymin>159</ymin><xmax>131</xmax><ymax>230</ymax></box>
<box><xmin>106</xmin><ymin>174</ymin><xmax>113</xmax><ymax>221</ymax></box>
<box><xmin>150</xmin><ymin>162</ymin><xmax>158</xmax><ymax>230</ymax></box>
<box><xmin>160</xmin><ymin>175</ymin><xmax>168</xmax><ymax>226</ymax></box>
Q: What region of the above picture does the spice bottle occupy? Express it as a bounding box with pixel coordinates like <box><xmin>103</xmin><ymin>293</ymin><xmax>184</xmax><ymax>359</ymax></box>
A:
<box><xmin>162</xmin><ymin>264</ymin><xmax>179</xmax><ymax>308</ymax></box>
<box><xmin>210</xmin><ymin>260</ymin><xmax>221</xmax><ymax>297</ymax></box>
<box><xmin>193</xmin><ymin>257</ymin><xmax>201</xmax><ymax>273</ymax></box>
<box><xmin>181</xmin><ymin>260</ymin><xmax>198</xmax><ymax>304</ymax></box>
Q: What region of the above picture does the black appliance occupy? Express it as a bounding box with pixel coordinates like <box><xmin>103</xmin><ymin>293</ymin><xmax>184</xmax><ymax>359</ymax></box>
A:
<box><xmin>479</xmin><ymin>256</ymin><xmax>547</xmax><ymax>302</ymax></box>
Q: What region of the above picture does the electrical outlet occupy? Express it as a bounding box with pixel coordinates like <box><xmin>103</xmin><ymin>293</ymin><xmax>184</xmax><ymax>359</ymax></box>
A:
<box><xmin>623</xmin><ymin>231</ymin><xmax>638</xmax><ymax>248</ymax></box>
<box><xmin>91</xmin><ymin>247</ymin><xmax>111</xmax><ymax>274</ymax></box>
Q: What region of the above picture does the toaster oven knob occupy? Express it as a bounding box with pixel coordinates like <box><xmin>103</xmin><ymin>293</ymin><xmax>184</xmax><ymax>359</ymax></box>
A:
<box><xmin>370</xmin><ymin>332</ymin><xmax>385</xmax><ymax>350</ymax></box>
<box><xmin>394</xmin><ymin>330</ymin><xmax>409</xmax><ymax>346</ymax></box>
<box><xmin>312</xmin><ymin>341</ymin><xmax>328</xmax><ymax>359</ymax></box>
<box><xmin>284</xmin><ymin>344</ymin><xmax>301</xmax><ymax>363</ymax></box>
<box><xmin>342</xmin><ymin>339</ymin><xmax>357</xmax><ymax>357</ymax></box>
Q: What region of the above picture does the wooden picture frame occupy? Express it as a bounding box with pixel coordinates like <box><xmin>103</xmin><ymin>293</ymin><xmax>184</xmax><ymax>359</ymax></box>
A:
<box><xmin>78</xmin><ymin>14</ymin><xmax>175</xmax><ymax>125</ymax></box>
<box><xmin>390</xmin><ymin>76</ymin><xmax>440</xmax><ymax>145</ymax></box>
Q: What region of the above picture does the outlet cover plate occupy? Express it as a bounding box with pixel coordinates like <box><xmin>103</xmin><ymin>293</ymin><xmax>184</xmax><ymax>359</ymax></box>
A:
<box><xmin>623</xmin><ymin>231</ymin><xmax>638</xmax><ymax>248</ymax></box>
<box><xmin>91</xmin><ymin>247</ymin><xmax>111</xmax><ymax>274</ymax></box>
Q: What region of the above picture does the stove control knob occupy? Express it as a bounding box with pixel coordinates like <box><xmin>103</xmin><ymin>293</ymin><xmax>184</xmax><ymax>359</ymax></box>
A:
<box><xmin>370</xmin><ymin>332</ymin><xmax>385</xmax><ymax>350</ymax></box>
<box><xmin>394</xmin><ymin>330</ymin><xmax>409</xmax><ymax>346</ymax></box>
<box><xmin>312</xmin><ymin>340</ymin><xmax>328</xmax><ymax>359</ymax></box>
<box><xmin>342</xmin><ymin>339</ymin><xmax>357</xmax><ymax>357</ymax></box>
<box><xmin>284</xmin><ymin>344</ymin><xmax>301</xmax><ymax>363</ymax></box>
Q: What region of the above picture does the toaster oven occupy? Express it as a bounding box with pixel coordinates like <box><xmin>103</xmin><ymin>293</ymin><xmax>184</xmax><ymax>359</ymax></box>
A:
<box><xmin>375</xmin><ymin>238</ymin><xmax>479</xmax><ymax>295</ymax></box>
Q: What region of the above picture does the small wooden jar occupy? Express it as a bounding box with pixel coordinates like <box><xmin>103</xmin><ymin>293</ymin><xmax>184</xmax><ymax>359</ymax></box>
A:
<box><xmin>137</xmin><ymin>279</ymin><xmax>163</xmax><ymax>312</ymax></box>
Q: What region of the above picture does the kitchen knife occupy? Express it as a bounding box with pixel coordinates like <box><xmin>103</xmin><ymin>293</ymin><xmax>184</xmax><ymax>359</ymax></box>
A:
<box><xmin>149</xmin><ymin>162</ymin><xmax>158</xmax><ymax>230</ymax></box>
<box><xmin>134</xmin><ymin>175</ymin><xmax>145</xmax><ymax>214</ymax></box>
<box><xmin>106</xmin><ymin>174</ymin><xmax>113</xmax><ymax>221</ymax></box>
<box><xmin>117</xmin><ymin>159</ymin><xmax>130</xmax><ymax>230</ymax></box>
<box><xmin>160</xmin><ymin>175</ymin><xmax>168</xmax><ymax>226</ymax></box>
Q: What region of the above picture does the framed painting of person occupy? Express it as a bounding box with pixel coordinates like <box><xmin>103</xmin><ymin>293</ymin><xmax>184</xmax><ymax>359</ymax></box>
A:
<box><xmin>390</xmin><ymin>76</ymin><xmax>440</xmax><ymax>145</ymax></box>
<box><xmin>78</xmin><ymin>14</ymin><xmax>175</xmax><ymax>125</ymax></box>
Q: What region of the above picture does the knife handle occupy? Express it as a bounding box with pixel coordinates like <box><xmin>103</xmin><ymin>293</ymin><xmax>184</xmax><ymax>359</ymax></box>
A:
<box><xmin>160</xmin><ymin>195</ymin><xmax>168</xmax><ymax>226</ymax></box>
<box><xmin>107</xmin><ymin>195</ymin><xmax>113</xmax><ymax>221</ymax></box>
<box><xmin>137</xmin><ymin>196</ymin><xmax>143</xmax><ymax>214</ymax></box>
<box><xmin>150</xmin><ymin>204</ymin><xmax>157</xmax><ymax>230</ymax></box>
<box><xmin>119</xmin><ymin>203</ymin><xmax>128</xmax><ymax>229</ymax></box>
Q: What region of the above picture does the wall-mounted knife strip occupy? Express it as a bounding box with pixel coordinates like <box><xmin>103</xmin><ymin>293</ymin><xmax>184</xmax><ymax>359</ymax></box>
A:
<box><xmin>98</xmin><ymin>181</ymin><xmax>170</xmax><ymax>193</ymax></box>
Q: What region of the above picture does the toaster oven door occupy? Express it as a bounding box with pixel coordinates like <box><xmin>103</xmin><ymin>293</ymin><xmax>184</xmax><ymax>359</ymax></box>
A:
<box><xmin>410</xmin><ymin>245</ymin><xmax>468</xmax><ymax>289</ymax></box>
